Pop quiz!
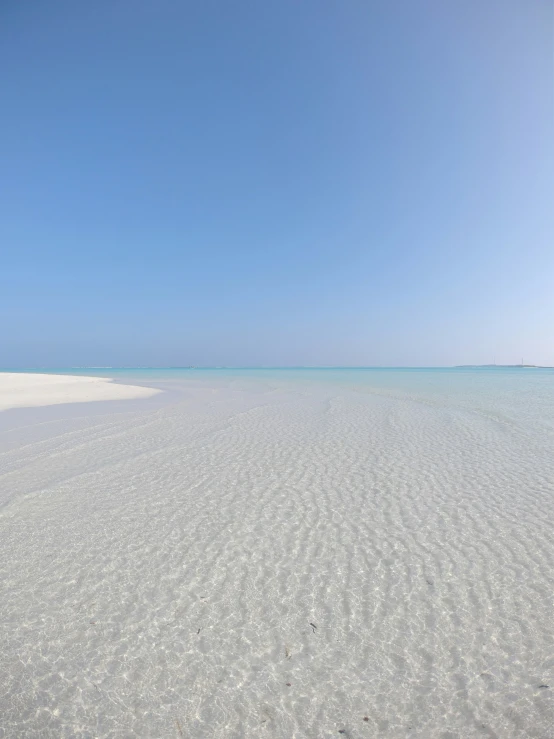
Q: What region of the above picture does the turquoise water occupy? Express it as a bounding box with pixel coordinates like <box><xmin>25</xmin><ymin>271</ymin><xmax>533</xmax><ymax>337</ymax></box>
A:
<box><xmin>6</xmin><ymin>366</ymin><xmax>554</xmax><ymax>417</ymax></box>
<box><xmin>5</xmin><ymin>366</ymin><xmax>554</xmax><ymax>436</ymax></box>
<box><xmin>5</xmin><ymin>365</ymin><xmax>554</xmax><ymax>388</ymax></box>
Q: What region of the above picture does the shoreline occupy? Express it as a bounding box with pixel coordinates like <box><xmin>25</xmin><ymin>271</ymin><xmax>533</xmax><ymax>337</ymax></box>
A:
<box><xmin>0</xmin><ymin>372</ymin><xmax>161</xmax><ymax>412</ymax></box>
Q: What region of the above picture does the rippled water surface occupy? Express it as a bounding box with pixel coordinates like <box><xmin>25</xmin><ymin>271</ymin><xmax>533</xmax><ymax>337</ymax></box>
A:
<box><xmin>1</xmin><ymin>368</ymin><xmax>553</xmax><ymax>737</ymax></box>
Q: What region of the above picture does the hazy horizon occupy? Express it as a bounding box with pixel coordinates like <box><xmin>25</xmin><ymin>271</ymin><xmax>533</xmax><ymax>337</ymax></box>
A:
<box><xmin>3</xmin><ymin>363</ymin><xmax>554</xmax><ymax>373</ymax></box>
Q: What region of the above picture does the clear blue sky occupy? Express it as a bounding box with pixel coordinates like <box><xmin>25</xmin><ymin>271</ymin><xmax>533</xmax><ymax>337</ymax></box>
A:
<box><xmin>1</xmin><ymin>1</ymin><xmax>553</xmax><ymax>367</ymax></box>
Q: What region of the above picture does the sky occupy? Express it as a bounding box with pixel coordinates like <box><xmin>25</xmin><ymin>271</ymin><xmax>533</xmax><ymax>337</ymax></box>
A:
<box><xmin>1</xmin><ymin>0</ymin><xmax>553</xmax><ymax>367</ymax></box>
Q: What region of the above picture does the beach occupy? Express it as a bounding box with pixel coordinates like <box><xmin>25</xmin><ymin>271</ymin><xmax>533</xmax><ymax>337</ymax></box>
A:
<box><xmin>0</xmin><ymin>372</ymin><xmax>160</xmax><ymax>411</ymax></box>
<box><xmin>0</xmin><ymin>369</ymin><xmax>553</xmax><ymax>738</ymax></box>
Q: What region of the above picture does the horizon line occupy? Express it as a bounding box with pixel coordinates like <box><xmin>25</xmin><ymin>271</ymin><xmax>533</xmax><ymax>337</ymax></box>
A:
<box><xmin>2</xmin><ymin>364</ymin><xmax>552</xmax><ymax>371</ymax></box>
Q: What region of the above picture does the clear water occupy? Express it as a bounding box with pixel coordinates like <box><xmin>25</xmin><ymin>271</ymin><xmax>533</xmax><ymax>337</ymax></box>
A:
<box><xmin>1</xmin><ymin>367</ymin><xmax>553</xmax><ymax>737</ymax></box>
<box><xmin>8</xmin><ymin>366</ymin><xmax>554</xmax><ymax>435</ymax></box>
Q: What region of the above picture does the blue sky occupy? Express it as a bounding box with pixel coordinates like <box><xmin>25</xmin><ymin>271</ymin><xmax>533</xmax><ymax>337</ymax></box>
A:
<box><xmin>1</xmin><ymin>1</ymin><xmax>553</xmax><ymax>367</ymax></box>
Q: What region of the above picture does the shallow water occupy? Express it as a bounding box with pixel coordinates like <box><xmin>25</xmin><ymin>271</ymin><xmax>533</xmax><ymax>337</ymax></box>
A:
<box><xmin>1</xmin><ymin>369</ymin><xmax>553</xmax><ymax>738</ymax></box>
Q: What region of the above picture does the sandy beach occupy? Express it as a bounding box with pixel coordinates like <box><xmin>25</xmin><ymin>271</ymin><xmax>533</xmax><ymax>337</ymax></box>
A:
<box><xmin>0</xmin><ymin>369</ymin><xmax>552</xmax><ymax>738</ymax></box>
<box><xmin>0</xmin><ymin>372</ymin><xmax>160</xmax><ymax>411</ymax></box>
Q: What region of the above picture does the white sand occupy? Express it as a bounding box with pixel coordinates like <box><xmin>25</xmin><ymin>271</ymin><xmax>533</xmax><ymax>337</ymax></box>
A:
<box><xmin>0</xmin><ymin>372</ymin><xmax>160</xmax><ymax>411</ymax></box>
<box><xmin>0</xmin><ymin>372</ymin><xmax>552</xmax><ymax>738</ymax></box>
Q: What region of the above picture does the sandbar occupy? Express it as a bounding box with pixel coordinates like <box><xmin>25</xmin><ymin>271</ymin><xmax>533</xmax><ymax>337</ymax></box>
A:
<box><xmin>0</xmin><ymin>372</ymin><xmax>160</xmax><ymax>411</ymax></box>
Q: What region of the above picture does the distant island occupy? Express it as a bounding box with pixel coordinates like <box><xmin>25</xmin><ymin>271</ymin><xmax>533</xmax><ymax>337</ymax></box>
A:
<box><xmin>455</xmin><ymin>364</ymin><xmax>552</xmax><ymax>369</ymax></box>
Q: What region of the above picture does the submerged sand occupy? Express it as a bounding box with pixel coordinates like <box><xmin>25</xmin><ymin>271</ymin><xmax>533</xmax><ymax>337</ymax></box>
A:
<box><xmin>0</xmin><ymin>372</ymin><xmax>160</xmax><ymax>411</ymax></box>
<box><xmin>0</xmin><ymin>371</ymin><xmax>552</xmax><ymax>738</ymax></box>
